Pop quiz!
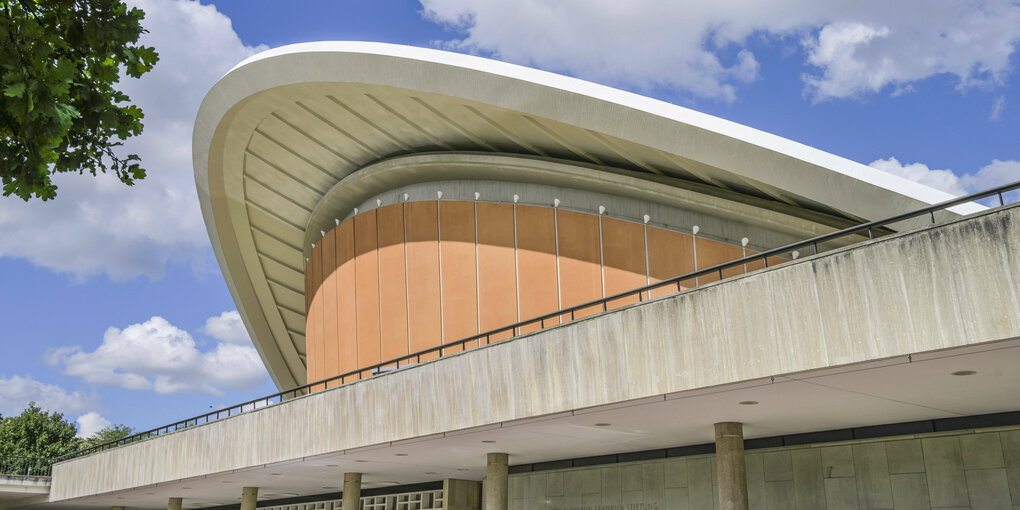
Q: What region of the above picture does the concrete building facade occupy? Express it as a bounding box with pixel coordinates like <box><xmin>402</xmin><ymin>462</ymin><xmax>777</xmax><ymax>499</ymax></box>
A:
<box><xmin>5</xmin><ymin>42</ymin><xmax>1017</xmax><ymax>510</ymax></box>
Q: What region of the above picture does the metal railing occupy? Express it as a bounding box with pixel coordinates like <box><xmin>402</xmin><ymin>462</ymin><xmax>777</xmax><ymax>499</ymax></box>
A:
<box><xmin>0</xmin><ymin>456</ymin><xmax>52</xmax><ymax>477</ymax></box>
<box><xmin>54</xmin><ymin>180</ymin><xmax>1020</xmax><ymax>463</ymax></box>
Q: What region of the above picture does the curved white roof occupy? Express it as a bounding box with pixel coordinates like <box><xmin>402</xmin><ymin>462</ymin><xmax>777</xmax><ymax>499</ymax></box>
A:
<box><xmin>194</xmin><ymin>41</ymin><xmax>979</xmax><ymax>389</ymax></box>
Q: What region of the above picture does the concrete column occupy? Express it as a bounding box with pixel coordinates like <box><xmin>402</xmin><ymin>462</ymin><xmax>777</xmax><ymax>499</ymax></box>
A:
<box><xmin>342</xmin><ymin>472</ymin><xmax>362</xmax><ymax>510</ymax></box>
<box><xmin>240</xmin><ymin>487</ymin><xmax>258</xmax><ymax>510</ymax></box>
<box><xmin>443</xmin><ymin>479</ymin><xmax>481</xmax><ymax>510</ymax></box>
<box><xmin>715</xmin><ymin>422</ymin><xmax>749</xmax><ymax>510</ymax></box>
<box><xmin>167</xmin><ymin>498</ymin><xmax>182</xmax><ymax>510</ymax></box>
<box><xmin>485</xmin><ymin>453</ymin><xmax>509</xmax><ymax>510</ymax></box>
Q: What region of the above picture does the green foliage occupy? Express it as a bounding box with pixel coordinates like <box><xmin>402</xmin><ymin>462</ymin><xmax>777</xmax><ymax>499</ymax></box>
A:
<box><xmin>80</xmin><ymin>423</ymin><xmax>132</xmax><ymax>449</ymax></box>
<box><xmin>0</xmin><ymin>403</ymin><xmax>135</xmax><ymax>458</ymax></box>
<box><xmin>0</xmin><ymin>0</ymin><xmax>158</xmax><ymax>200</ymax></box>
<box><xmin>0</xmin><ymin>403</ymin><xmax>80</xmax><ymax>458</ymax></box>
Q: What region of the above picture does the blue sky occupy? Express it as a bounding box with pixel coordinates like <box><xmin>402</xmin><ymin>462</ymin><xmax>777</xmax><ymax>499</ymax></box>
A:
<box><xmin>0</xmin><ymin>0</ymin><xmax>1017</xmax><ymax>437</ymax></box>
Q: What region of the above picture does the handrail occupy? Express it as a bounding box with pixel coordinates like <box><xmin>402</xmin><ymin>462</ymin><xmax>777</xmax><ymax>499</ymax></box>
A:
<box><xmin>54</xmin><ymin>180</ymin><xmax>1020</xmax><ymax>462</ymax></box>
<box><xmin>0</xmin><ymin>456</ymin><xmax>52</xmax><ymax>477</ymax></box>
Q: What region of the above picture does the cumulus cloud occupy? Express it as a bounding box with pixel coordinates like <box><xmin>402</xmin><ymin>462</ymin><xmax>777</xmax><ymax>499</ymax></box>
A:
<box><xmin>75</xmin><ymin>412</ymin><xmax>112</xmax><ymax>438</ymax></box>
<box><xmin>0</xmin><ymin>0</ymin><xmax>265</xmax><ymax>280</ymax></box>
<box><xmin>46</xmin><ymin>315</ymin><xmax>268</xmax><ymax>395</ymax></box>
<box><xmin>0</xmin><ymin>375</ymin><xmax>100</xmax><ymax>418</ymax></box>
<box><xmin>201</xmin><ymin>310</ymin><xmax>251</xmax><ymax>345</ymax></box>
<box><xmin>870</xmin><ymin>157</ymin><xmax>1020</xmax><ymax>200</ymax></box>
<box><xmin>868</xmin><ymin>158</ymin><xmax>968</xmax><ymax>196</ymax></box>
<box><xmin>419</xmin><ymin>0</ymin><xmax>1020</xmax><ymax>102</ymax></box>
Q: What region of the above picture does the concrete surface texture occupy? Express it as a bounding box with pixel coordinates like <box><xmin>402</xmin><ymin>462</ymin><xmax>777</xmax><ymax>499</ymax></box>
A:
<box><xmin>507</xmin><ymin>426</ymin><xmax>1020</xmax><ymax>510</ymax></box>
<box><xmin>0</xmin><ymin>476</ymin><xmax>49</xmax><ymax>510</ymax></box>
<box><xmin>49</xmin><ymin>204</ymin><xmax>1020</xmax><ymax>501</ymax></box>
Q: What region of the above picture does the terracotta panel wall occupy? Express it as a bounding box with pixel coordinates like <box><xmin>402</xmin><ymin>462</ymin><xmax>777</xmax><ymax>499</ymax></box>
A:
<box><xmin>335</xmin><ymin>221</ymin><xmax>358</xmax><ymax>375</ymax></box>
<box><xmin>601</xmin><ymin>217</ymin><xmax>647</xmax><ymax>307</ymax></box>
<box><xmin>377</xmin><ymin>204</ymin><xmax>409</xmax><ymax>363</ymax></box>
<box><xmin>516</xmin><ymin>205</ymin><xmax>559</xmax><ymax>331</ymax></box>
<box><xmin>439</xmin><ymin>201</ymin><xmax>479</xmax><ymax>347</ymax></box>
<box><xmin>404</xmin><ymin>201</ymin><xmax>442</xmax><ymax>359</ymax></box>
<box><xmin>557</xmin><ymin>210</ymin><xmax>603</xmax><ymax>318</ymax></box>
<box><xmin>308</xmin><ymin>237</ymin><xmax>324</xmax><ymax>383</ymax></box>
<box><xmin>646</xmin><ymin>227</ymin><xmax>696</xmax><ymax>298</ymax></box>
<box><xmin>320</xmin><ymin>229</ymin><xmax>339</xmax><ymax>379</ymax></box>
<box><xmin>476</xmin><ymin>202</ymin><xmax>518</xmax><ymax>338</ymax></box>
<box><xmin>305</xmin><ymin>248</ymin><xmax>319</xmax><ymax>383</ymax></box>
<box><xmin>306</xmin><ymin>200</ymin><xmax>765</xmax><ymax>383</ymax></box>
<box><xmin>354</xmin><ymin>210</ymin><xmax>381</xmax><ymax>370</ymax></box>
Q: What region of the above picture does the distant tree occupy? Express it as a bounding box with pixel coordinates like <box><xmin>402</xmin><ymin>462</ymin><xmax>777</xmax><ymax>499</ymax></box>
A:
<box><xmin>80</xmin><ymin>423</ymin><xmax>132</xmax><ymax>449</ymax></box>
<box><xmin>0</xmin><ymin>0</ymin><xmax>158</xmax><ymax>200</ymax></box>
<box><xmin>0</xmin><ymin>404</ymin><xmax>134</xmax><ymax>459</ymax></box>
<box><xmin>0</xmin><ymin>402</ymin><xmax>80</xmax><ymax>458</ymax></box>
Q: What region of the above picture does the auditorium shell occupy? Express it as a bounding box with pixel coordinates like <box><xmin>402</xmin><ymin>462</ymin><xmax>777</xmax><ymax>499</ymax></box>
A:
<box><xmin>193</xmin><ymin>42</ymin><xmax>979</xmax><ymax>391</ymax></box>
<box><xmin>19</xmin><ymin>42</ymin><xmax>1020</xmax><ymax>510</ymax></box>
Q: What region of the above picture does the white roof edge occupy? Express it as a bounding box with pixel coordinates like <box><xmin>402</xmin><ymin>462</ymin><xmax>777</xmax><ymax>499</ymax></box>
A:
<box><xmin>228</xmin><ymin>41</ymin><xmax>983</xmax><ymax>215</ymax></box>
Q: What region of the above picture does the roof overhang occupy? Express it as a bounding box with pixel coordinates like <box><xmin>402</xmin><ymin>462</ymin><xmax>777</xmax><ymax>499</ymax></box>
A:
<box><xmin>193</xmin><ymin>42</ymin><xmax>982</xmax><ymax>390</ymax></box>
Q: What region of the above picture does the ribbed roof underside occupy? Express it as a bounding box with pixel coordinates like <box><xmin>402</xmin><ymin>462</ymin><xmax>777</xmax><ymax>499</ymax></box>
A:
<box><xmin>195</xmin><ymin>42</ymin><xmax>976</xmax><ymax>389</ymax></box>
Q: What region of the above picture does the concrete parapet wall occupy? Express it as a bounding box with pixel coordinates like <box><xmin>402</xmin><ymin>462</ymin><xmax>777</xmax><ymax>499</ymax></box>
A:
<box><xmin>50</xmin><ymin>205</ymin><xmax>1020</xmax><ymax>500</ymax></box>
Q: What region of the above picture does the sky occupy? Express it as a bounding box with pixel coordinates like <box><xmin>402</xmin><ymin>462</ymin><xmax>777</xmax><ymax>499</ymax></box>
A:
<box><xmin>0</xmin><ymin>0</ymin><xmax>1018</xmax><ymax>438</ymax></box>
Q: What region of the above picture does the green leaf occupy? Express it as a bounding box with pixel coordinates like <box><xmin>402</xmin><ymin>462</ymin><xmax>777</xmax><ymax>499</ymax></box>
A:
<box><xmin>3</xmin><ymin>82</ymin><xmax>26</xmax><ymax>98</ymax></box>
<box><xmin>0</xmin><ymin>0</ymin><xmax>159</xmax><ymax>201</ymax></box>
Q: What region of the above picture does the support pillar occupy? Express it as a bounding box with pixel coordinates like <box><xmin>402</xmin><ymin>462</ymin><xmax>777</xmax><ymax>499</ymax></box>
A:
<box><xmin>443</xmin><ymin>479</ymin><xmax>481</xmax><ymax>510</ymax></box>
<box><xmin>167</xmin><ymin>498</ymin><xmax>182</xmax><ymax>510</ymax></box>
<box><xmin>240</xmin><ymin>487</ymin><xmax>258</xmax><ymax>510</ymax></box>
<box><xmin>342</xmin><ymin>472</ymin><xmax>362</xmax><ymax>510</ymax></box>
<box><xmin>715</xmin><ymin>422</ymin><xmax>748</xmax><ymax>510</ymax></box>
<box><xmin>484</xmin><ymin>453</ymin><xmax>508</xmax><ymax>510</ymax></box>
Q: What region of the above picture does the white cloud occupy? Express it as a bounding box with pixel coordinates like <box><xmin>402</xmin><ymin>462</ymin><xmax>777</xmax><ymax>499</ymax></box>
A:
<box><xmin>991</xmin><ymin>96</ymin><xmax>1006</xmax><ymax>121</ymax></box>
<box><xmin>801</xmin><ymin>4</ymin><xmax>1020</xmax><ymax>102</ymax></box>
<box><xmin>0</xmin><ymin>0</ymin><xmax>265</xmax><ymax>280</ymax></box>
<box><xmin>963</xmin><ymin>160</ymin><xmax>1020</xmax><ymax>196</ymax></box>
<box><xmin>419</xmin><ymin>0</ymin><xmax>1020</xmax><ymax>102</ymax></box>
<box><xmin>201</xmin><ymin>310</ymin><xmax>251</xmax><ymax>345</ymax></box>
<box><xmin>75</xmin><ymin>412</ymin><xmax>112</xmax><ymax>438</ymax></box>
<box><xmin>47</xmin><ymin>315</ymin><xmax>268</xmax><ymax>395</ymax></box>
<box><xmin>0</xmin><ymin>375</ymin><xmax>99</xmax><ymax>417</ymax></box>
<box><xmin>868</xmin><ymin>157</ymin><xmax>968</xmax><ymax>196</ymax></box>
<box><xmin>869</xmin><ymin>157</ymin><xmax>1020</xmax><ymax>199</ymax></box>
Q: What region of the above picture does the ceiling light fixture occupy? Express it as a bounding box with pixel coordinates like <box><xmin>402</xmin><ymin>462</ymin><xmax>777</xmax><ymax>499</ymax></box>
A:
<box><xmin>952</xmin><ymin>370</ymin><xmax>977</xmax><ymax>376</ymax></box>
<box><xmin>481</xmin><ymin>440</ymin><xmax>496</xmax><ymax>443</ymax></box>
<box><xmin>739</xmin><ymin>401</ymin><xmax>759</xmax><ymax>405</ymax></box>
<box><xmin>594</xmin><ymin>423</ymin><xmax>611</xmax><ymax>427</ymax></box>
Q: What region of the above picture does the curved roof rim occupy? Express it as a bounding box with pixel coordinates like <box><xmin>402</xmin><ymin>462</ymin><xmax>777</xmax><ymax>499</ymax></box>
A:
<box><xmin>195</xmin><ymin>42</ymin><xmax>986</xmax><ymax>390</ymax></box>
<box><xmin>227</xmin><ymin>41</ymin><xmax>981</xmax><ymax>216</ymax></box>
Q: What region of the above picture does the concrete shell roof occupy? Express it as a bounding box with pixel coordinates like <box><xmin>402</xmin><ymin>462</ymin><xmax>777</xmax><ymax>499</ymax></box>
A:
<box><xmin>193</xmin><ymin>41</ymin><xmax>979</xmax><ymax>390</ymax></box>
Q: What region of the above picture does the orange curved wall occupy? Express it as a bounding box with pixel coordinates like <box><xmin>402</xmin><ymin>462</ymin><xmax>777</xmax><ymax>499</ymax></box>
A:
<box><xmin>305</xmin><ymin>201</ymin><xmax>773</xmax><ymax>383</ymax></box>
